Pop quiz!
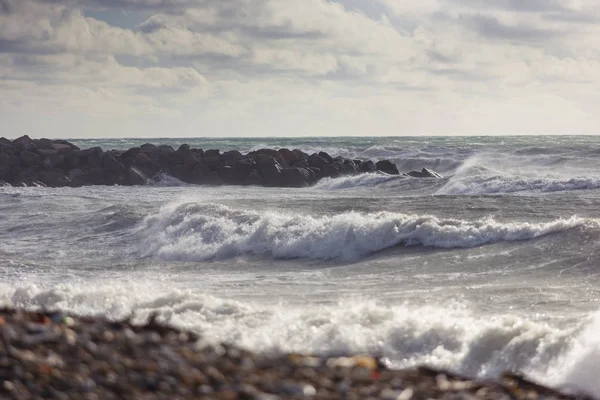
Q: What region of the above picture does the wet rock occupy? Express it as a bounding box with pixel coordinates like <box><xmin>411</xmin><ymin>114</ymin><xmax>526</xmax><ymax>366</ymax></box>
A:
<box><xmin>281</xmin><ymin>167</ymin><xmax>313</xmax><ymax>187</ymax></box>
<box><xmin>358</xmin><ymin>160</ymin><xmax>377</xmax><ymax>173</ymax></box>
<box><xmin>20</xmin><ymin>151</ymin><xmax>41</xmax><ymax>167</ymax></box>
<box><xmin>376</xmin><ymin>160</ymin><xmax>399</xmax><ymax>175</ymax></box>
<box><xmin>32</xmin><ymin>138</ymin><xmax>54</xmax><ymax>150</ymax></box>
<box><xmin>406</xmin><ymin>168</ymin><xmax>443</xmax><ymax>179</ymax></box>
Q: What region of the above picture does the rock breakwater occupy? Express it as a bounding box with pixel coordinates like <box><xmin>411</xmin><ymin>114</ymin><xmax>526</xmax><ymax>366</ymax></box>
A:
<box><xmin>0</xmin><ymin>136</ymin><xmax>406</xmax><ymax>188</ymax></box>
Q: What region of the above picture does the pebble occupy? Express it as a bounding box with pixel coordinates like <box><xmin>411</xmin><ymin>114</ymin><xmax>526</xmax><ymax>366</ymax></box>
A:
<box><xmin>0</xmin><ymin>309</ymin><xmax>593</xmax><ymax>400</ymax></box>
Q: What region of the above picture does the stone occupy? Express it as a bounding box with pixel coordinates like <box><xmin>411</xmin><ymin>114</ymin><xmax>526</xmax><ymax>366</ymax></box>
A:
<box><xmin>87</xmin><ymin>147</ymin><xmax>104</xmax><ymax>169</ymax></box>
<box><xmin>127</xmin><ymin>168</ymin><xmax>146</xmax><ymax>185</ymax></box>
<box><xmin>38</xmin><ymin>170</ymin><xmax>70</xmax><ymax>187</ymax></box>
<box><xmin>259</xmin><ymin>162</ymin><xmax>283</xmax><ymax>187</ymax></box>
<box><xmin>0</xmin><ymin>153</ymin><xmax>8</xmax><ymax>166</ymax></box>
<box><xmin>140</xmin><ymin>143</ymin><xmax>158</xmax><ymax>152</ymax></box>
<box><xmin>20</xmin><ymin>151</ymin><xmax>41</xmax><ymax>167</ymax></box>
<box><xmin>358</xmin><ymin>160</ymin><xmax>377</xmax><ymax>173</ymax></box>
<box><xmin>53</xmin><ymin>139</ymin><xmax>79</xmax><ymax>150</ymax></box>
<box><xmin>12</xmin><ymin>135</ymin><xmax>33</xmax><ymax>150</ymax></box>
<box><xmin>318</xmin><ymin>151</ymin><xmax>333</xmax><ymax>164</ymax></box>
<box><xmin>307</xmin><ymin>154</ymin><xmax>329</xmax><ymax>169</ymax></box>
<box><xmin>32</xmin><ymin>138</ymin><xmax>54</xmax><ymax>150</ymax></box>
<box><xmin>13</xmin><ymin>168</ymin><xmax>38</xmax><ymax>186</ymax></box>
<box><xmin>204</xmin><ymin>149</ymin><xmax>220</xmax><ymax>158</ymax></box>
<box><xmin>278</xmin><ymin>148</ymin><xmax>298</xmax><ymax>166</ymax></box>
<box><xmin>243</xmin><ymin>170</ymin><xmax>264</xmax><ymax>186</ymax></box>
<box><xmin>103</xmin><ymin>155</ymin><xmax>126</xmax><ymax>173</ymax></box>
<box><xmin>281</xmin><ymin>167</ymin><xmax>313</xmax><ymax>187</ymax></box>
<box><xmin>252</xmin><ymin>149</ymin><xmax>287</xmax><ymax>167</ymax></box>
<box><xmin>406</xmin><ymin>168</ymin><xmax>443</xmax><ymax>179</ymax></box>
<box><xmin>376</xmin><ymin>160</ymin><xmax>399</xmax><ymax>175</ymax></box>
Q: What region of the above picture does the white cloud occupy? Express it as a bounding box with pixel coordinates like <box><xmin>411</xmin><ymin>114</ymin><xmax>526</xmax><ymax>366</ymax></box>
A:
<box><xmin>1</xmin><ymin>0</ymin><xmax>600</xmax><ymax>137</ymax></box>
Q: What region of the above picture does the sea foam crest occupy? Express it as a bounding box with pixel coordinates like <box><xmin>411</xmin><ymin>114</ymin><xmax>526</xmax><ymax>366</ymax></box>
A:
<box><xmin>5</xmin><ymin>281</ymin><xmax>593</xmax><ymax>393</ymax></box>
<box><xmin>136</xmin><ymin>202</ymin><xmax>588</xmax><ymax>261</ymax></box>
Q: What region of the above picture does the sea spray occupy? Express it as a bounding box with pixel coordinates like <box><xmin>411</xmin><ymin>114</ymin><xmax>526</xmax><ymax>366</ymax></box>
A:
<box><xmin>135</xmin><ymin>202</ymin><xmax>590</xmax><ymax>261</ymax></box>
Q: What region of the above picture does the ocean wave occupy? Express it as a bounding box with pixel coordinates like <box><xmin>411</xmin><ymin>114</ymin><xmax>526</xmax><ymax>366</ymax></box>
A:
<box><xmin>438</xmin><ymin>175</ymin><xmax>600</xmax><ymax>195</ymax></box>
<box><xmin>312</xmin><ymin>173</ymin><xmax>403</xmax><ymax>190</ymax></box>
<box><xmin>5</xmin><ymin>282</ymin><xmax>598</xmax><ymax>394</ymax></box>
<box><xmin>134</xmin><ymin>202</ymin><xmax>589</xmax><ymax>261</ymax></box>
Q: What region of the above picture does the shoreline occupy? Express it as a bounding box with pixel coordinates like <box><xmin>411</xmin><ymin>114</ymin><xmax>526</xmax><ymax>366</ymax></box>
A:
<box><xmin>0</xmin><ymin>308</ymin><xmax>591</xmax><ymax>399</ymax></box>
<box><xmin>0</xmin><ymin>136</ymin><xmax>445</xmax><ymax>188</ymax></box>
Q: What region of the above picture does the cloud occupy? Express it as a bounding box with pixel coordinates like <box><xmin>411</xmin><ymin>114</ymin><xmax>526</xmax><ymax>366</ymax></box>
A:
<box><xmin>1</xmin><ymin>0</ymin><xmax>600</xmax><ymax>137</ymax></box>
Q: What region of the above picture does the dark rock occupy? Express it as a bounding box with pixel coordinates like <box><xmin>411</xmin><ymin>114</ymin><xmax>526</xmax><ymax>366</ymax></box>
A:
<box><xmin>177</xmin><ymin>144</ymin><xmax>190</xmax><ymax>154</ymax></box>
<box><xmin>204</xmin><ymin>149</ymin><xmax>220</xmax><ymax>158</ymax></box>
<box><xmin>37</xmin><ymin>148</ymin><xmax>58</xmax><ymax>158</ymax></box>
<box><xmin>8</xmin><ymin>154</ymin><xmax>21</xmax><ymax>167</ymax></box>
<box><xmin>278</xmin><ymin>149</ymin><xmax>298</xmax><ymax>166</ymax></box>
<box><xmin>181</xmin><ymin>152</ymin><xmax>199</xmax><ymax>166</ymax></box>
<box><xmin>13</xmin><ymin>168</ymin><xmax>38</xmax><ymax>186</ymax></box>
<box><xmin>53</xmin><ymin>140</ymin><xmax>80</xmax><ymax>150</ymax></box>
<box><xmin>321</xmin><ymin>163</ymin><xmax>341</xmax><ymax>178</ymax></box>
<box><xmin>203</xmin><ymin>156</ymin><xmax>221</xmax><ymax>170</ymax></box>
<box><xmin>358</xmin><ymin>160</ymin><xmax>377</xmax><ymax>173</ymax></box>
<box><xmin>0</xmin><ymin>137</ymin><xmax>12</xmax><ymax>146</ymax></box>
<box><xmin>0</xmin><ymin>153</ymin><xmax>8</xmax><ymax>166</ymax></box>
<box><xmin>122</xmin><ymin>147</ymin><xmax>141</xmax><ymax>160</ymax></box>
<box><xmin>0</xmin><ymin>166</ymin><xmax>11</xmax><ymax>182</ymax></box>
<box><xmin>252</xmin><ymin>149</ymin><xmax>287</xmax><ymax>167</ymax></box>
<box><xmin>127</xmin><ymin>168</ymin><xmax>147</xmax><ymax>185</ymax></box>
<box><xmin>376</xmin><ymin>160</ymin><xmax>399</xmax><ymax>175</ymax></box>
<box><xmin>406</xmin><ymin>168</ymin><xmax>443</xmax><ymax>179</ymax></box>
<box><xmin>32</xmin><ymin>138</ymin><xmax>54</xmax><ymax>150</ymax></box>
<box><xmin>20</xmin><ymin>151</ymin><xmax>41</xmax><ymax>167</ymax></box>
<box><xmin>259</xmin><ymin>162</ymin><xmax>283</xmax><ymax>187</ymax></box>
<box><xmin>318</xmin><ymin>151</ymin><xmax>333</xmax><ymax>164</ymax></box>
<box><xmin>307</xmin><ymin>154</ymin><xmax>329</xmax><ymax>169</ymax></box>
<box><xmin>0</xmin><ymin>143</ymin><xmax>17</xmax><ymax>154</ymax></box>
<box><xmin>12</xmin><ymin>135</ymin><xmax>34</xmax><ymax>150</ymax></box>
<box><xmin>86</xmin><ymin>147</ymin><xmax>104</xmax><ymax>169</ymax></box>
<box><xmin>293</xmin><ymin>149</ymin><xmax>309</xmax><ymax>160</ymax></box>
<box><xmin>189</xmin><ymin>162</ymin><xmax>219</xmax><ymax>184</ymax></box>
<box><xmin>140</xmin><ymin>143</ymin><xmax>157</xmax><ymax>152</ymax></box>
<box><xmin>243</xmin><ymin>170</ymin><xmax>264</xmax><ymax>186</ymax></box>
<box><xmin>133</xmin><ymin>152</ymin><xmax>161</xmax><ymax>178</ymax></box>
<box><xmin>38</xmin><ymin>170</ymin><xmax>70</xmax><ymax>187</ymax></box>
<box><xmin>158</xmin><ymin>145</ymin><xmax>174</xmax><ymax>154</ymax></box>
<box><xmin>340</xmin><ymin>159</ymin><xmax>357</xmax><ymax>175</ymax></box>
<box><xmin>282</xmin><ymin>167</ymin><xmax>313</xmax><ymax>187</ymax></box>
<box><xmin>292</xmin><ymin>159</ymin><xmax>309</xmax><ymax>169</ymax></box>
<box><xmin>103</xmin><ymin>155</ymin><xmax>126</xmax><ymax>174</ymax></box>
<box><xmin>222</xmin><ymin>150</ymin><xmax>243</xmax><ymax>165</ymax></box>
<box><xmin>170</xmin><ymin>164</ymin><xmax>191</xmax><ymax>182</ymax></box>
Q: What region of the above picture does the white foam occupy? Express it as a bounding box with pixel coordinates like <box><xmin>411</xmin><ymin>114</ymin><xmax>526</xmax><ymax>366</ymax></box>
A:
<box><xmin>135</xmin><ymin>202</ymin><xmax>589</xmax><ymax>261</ymax></box>
<box><xmin>313</xmin><ymin>173</ymin><xmax>402</xmax><ymax>190</ymax></box>
<box><xmin>1</xmin><ymin>281</ymin><xmax>588</xmax><ymax>391</ymax></box>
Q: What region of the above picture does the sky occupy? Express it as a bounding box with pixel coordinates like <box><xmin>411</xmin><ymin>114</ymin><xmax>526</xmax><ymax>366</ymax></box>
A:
<box><xmin>1</xmin><ymin>0</ymin><xmax>600</xmax><ymax>138</ymax></box>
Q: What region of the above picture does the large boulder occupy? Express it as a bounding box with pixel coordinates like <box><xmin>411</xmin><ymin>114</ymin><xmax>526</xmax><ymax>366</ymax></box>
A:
<box><xmin>243</xmin><ymin>170</ymin><xmax>264</xmax><ymax>186</ymax></box>
<box><xmin>259</xmin><ymin>161</ymin><xmax>283</xmax><ymax>187</ymax></box>
<box><xmin>32</xmin><ymin>138</ymin><xmax>54</xmax><ymax>150</ymax></box>
<box><xmin>38</xmin><ymin>170</ymin><xmax>70</xmax><ymax>187</ymax></box>
<box><xmin>251</xmin><ymin>149</ymin><xmax>287</xmax><ymax>167</ymax></box>
<box><xmin>307</xmin><ymin>154</ymin><xmax>329</xmax><ymax>170</ymax></box>
<box><xmin>281</xmin><ymin>167</ymin><xmax>314</xmax><ymax>187</ymax></box>
<box><xmin>376</xmin><ymin>160</ymin><xmax>399</xmax><ymax>175</ymax></box>
<box><xmin>20</xmin><ymin>151</ymin><xmax>41</xmax><ymax>167</ymax></box>
<box><xmin>13</xmin><ymin>168</ymin><xmax>39</xmax><ymax>186</ymax></box>
<box><xmin>278</xmin><ymin>148</ymin><xmax>298</xmax><ymax>166</ymax></box>
<box><xmin>358</xmin><ymin>160</ymin><xmax>377</xmax><ymax>173</ymax></box>
<box><xmin>406</xmin><ymin>168</ymin><xmax>443</xmax><ymax>179</ymax></box>
<box><xmin>12</xmin><ymin>135</ymin><xmax>36</xmax><ymax>152</ymax></box>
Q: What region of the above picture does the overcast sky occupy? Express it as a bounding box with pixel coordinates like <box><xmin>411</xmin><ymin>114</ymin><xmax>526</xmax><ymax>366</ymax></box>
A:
<box><xmin>2</xmin><ymin>0</ymin><xmax>600</xmax><ymax>138</ymax></box>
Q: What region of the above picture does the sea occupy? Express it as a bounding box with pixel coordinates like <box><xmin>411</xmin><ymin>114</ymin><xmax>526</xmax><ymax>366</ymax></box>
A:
<box><xmin>2</xmin><ymin>135</ymin><xmax>600</xmax><ymax>395</ymax></box>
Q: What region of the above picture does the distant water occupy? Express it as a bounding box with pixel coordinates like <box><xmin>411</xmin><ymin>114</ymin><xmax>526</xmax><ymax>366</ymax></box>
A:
<box><xmin>3</xmin><ymin>136</ymin><xmax>600</xmax><ymax>395</ymax></box>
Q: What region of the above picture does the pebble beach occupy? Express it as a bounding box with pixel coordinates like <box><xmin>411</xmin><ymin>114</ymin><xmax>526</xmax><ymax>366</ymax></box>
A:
<box><xmin>0</xmin><ymin>309</ymin><xmax>592</xmax><ymax>400</ymax></box>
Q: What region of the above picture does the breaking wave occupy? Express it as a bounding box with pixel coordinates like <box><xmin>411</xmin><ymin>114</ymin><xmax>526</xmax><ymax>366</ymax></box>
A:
<box><xmin>135</xmin><ymin>202</ymin><xmax>589</xmax><ymax>261</ymax></box>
